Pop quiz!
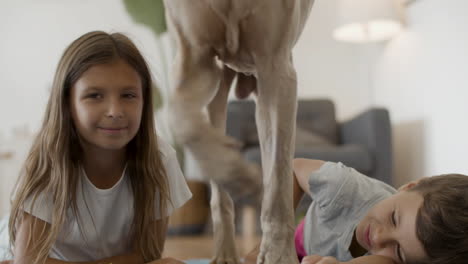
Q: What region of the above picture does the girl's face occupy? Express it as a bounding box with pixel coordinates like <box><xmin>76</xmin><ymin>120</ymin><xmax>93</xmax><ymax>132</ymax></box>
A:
<box><xmin>70</xmin><ymin>59</ymin><xmax>144</xmax><ymax>152</ymax></box>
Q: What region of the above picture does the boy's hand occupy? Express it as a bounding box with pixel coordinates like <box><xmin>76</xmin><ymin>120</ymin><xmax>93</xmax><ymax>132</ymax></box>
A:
<box><xmin>302</xmin><ymin>255</ymin><xmax>341</xmax><ymax>264</ymax></box>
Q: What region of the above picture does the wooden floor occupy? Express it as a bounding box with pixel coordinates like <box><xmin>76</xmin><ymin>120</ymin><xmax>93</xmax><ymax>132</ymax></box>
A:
<box><xmin>164</xmin><ymin>205</ymin><xmax>260</xmax><ymax>260</ymax></box>
<box><xmin>164</xmin><ymin>235</ymin><xmax>261</xmax><ymax>260</ymax></box>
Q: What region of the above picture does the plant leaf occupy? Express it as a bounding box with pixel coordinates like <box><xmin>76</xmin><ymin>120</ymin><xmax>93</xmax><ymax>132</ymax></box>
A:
<box><xmin>122</xmin><ymin>0</ymin><xmax>166</xmax><ymax>35</ymax></box>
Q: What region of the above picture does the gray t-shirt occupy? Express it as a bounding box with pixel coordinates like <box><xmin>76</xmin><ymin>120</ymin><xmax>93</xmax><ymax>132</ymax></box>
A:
<box><xmin>304</xmin><ymin>162</ymin><xmax>396</xmax><ymax>261</ymax></box>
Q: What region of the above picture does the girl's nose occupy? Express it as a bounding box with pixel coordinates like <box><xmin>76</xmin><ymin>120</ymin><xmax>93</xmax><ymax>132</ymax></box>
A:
<box><xmin>106</xmin><ymin>99</ymin><xmax>123</xmax><ymax>119</ymax></box>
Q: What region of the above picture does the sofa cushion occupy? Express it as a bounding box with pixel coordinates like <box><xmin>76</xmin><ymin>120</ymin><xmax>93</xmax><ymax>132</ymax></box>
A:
<box><xmin>295</xmin><ymin>126</ymin><xmax>334</xmax><ymax>147</ymax></box>
<box><xmin>243</xmin><ymin>144</ymin><xmax>373</xmax><ymax>175</ymax></box>
<box><xmin>226</xmin><ymin>99</ymin><xmax>339</xmax><ymax>146</ymax></box>
<box><xmin>296</xmin><ymin>99</ymin><xmax>339</xmax><ymax>144</ymax></box>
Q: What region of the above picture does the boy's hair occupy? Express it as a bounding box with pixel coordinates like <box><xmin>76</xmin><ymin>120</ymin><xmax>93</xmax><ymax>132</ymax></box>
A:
<box><xmin>9</xmin><ymin>31</ymin><xmax>170</xmax><ymax>263</ymax></box>
<box><xmin>411</xmin><ymin>174</ymin><xmax>468</xmax><ymax>264</ymax></box>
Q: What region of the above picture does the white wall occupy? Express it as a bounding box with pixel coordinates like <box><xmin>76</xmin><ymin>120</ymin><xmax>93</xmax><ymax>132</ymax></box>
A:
<box><xmin>375</xmin><ymin>0</ymin><xmax>468</xmax><ymax>185</ymax></box>
<box><xmin>293</xmin><ymin>0</ymin><xmax>372</xmax><ymax>120</ymax></box>
<box><xmin>0</xmin><ymin>0</ymin><xmax>164</xmax><ymax>137</ymax></box>
<box><xmin>0</xmin><ymin>0</ymin><xmax>371</xmax><ymax>136</ymax></box>
<box><xmin>296</xmin><ymin>0</ymin><xmax>468</xmax><ymax>186</ymax></box>
<box><xmin>0</xmin><ymin>0</ymin><xmax>165</xmax><ymax>217</ymax></box>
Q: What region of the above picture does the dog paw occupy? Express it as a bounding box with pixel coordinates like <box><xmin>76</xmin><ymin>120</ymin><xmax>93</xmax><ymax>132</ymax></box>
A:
<box><xmin>256</xmin><ymin>235</ymin><xmax>299</xmax><ymax>264</ymax></box>
<box><xmin>210</xmin><ymin>255</ymin><xmax>241</xmax><ymax>264</ymax></box>
<box><xmin>210</xmin><ymin>231</ymin><xmax>241</xmax><ymax>264</ymax></box>
<box><xmin>256</xmin><ymin>251</ymin><xmax>299</xmax><ymax>264</ymax></box>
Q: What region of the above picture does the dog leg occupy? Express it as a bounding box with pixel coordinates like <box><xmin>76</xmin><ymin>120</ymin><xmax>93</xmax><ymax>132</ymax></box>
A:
<box><xmin>166</xmin><ymin>41</ymin><xmax>241</xmax><ymax>264</ymax></box>
<box><xmin>168</xmin><ymin>48</ymin><xmax>234</xmax><ymax>148</ymax></box>
<box><xmin>165</xmin><ymin>6</ymin><xmax>240</xmax><ymax>150</ymax></box>
<box><xmin>207</xmin><ymin>67</ymin><xmax>240</xmax><ymax>264</ymax></box>
<box><xmin>210</xmin><ymin>181</ymin><xmax>240</xmax><ymax>264</ymax></box>
<box><xmin>207</xmin><ymin>66</ymin><xmax>235</xmax><ymax>132</ymax></box>
<box><xmin>255</xmin><ymin>56</ymin><xmax>298</xmax><ymax>264</ymax></box>
<box><xmin>170</xmin><ymin>55</ymin><xmax>261</xmax><ymax>199</ymax></box>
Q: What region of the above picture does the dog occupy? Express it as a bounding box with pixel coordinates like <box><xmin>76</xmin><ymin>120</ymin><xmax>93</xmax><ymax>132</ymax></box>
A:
<box><xmin>164</xmin><ymin>1</ymin><xmax>314</xmax><ymax>263</ymax></box>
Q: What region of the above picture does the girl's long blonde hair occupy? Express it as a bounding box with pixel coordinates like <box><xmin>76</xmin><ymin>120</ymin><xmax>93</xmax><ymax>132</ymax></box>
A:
<box><xmin>9</xmin><ymin>31</ymin><xmax>170</xmax><ymax>263</ymax></box>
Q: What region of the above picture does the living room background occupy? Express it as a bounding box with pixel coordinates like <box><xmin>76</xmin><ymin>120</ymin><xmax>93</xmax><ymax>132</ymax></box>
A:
<box><xmin>1</xmin><ymin>0</ymin><xmax>467</xmax><ymax>217</ymax></box>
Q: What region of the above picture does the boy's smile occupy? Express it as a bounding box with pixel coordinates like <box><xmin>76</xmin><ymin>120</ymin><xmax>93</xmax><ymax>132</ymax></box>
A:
<box><xmin>355</xmin><ymin>190</ymin><xmax>428</xmax><ymax>263</ymax></box>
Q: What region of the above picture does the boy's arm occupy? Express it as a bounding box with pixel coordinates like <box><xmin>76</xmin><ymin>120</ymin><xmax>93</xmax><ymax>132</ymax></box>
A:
<box><xmin>292</xmin><ymin>158</ymin><xmax>325</xmax><ymax>209</ymax></box>
<box><xmin>293</xmin><ymin>169</ymin><xmax>304</xmax><ymax>210</ymax></box>
<box><xmin>13</xmin><ymin>213</ymin><xmax>145</xmax><ymax>264</ymax></box>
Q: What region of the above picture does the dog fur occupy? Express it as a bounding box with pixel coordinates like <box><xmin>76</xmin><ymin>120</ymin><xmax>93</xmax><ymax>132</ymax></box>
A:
<box><xmin>164</xmin><ymin>1</ymin><xmax>314</xmax><ymax>263</ymax></box>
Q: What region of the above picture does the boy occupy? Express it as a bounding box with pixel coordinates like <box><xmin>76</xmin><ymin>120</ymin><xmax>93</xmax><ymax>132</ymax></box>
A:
<box><xmin>246</xmin><ymin>159</ymin><xmax>468</xmax><ymax>264</ymax></box>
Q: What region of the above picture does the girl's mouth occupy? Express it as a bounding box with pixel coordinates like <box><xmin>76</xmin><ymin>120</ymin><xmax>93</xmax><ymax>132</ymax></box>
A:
<box><xmin>98</xmin><ymin>127</ymin><xmax>128</xmax><ymax>134</ymax></box>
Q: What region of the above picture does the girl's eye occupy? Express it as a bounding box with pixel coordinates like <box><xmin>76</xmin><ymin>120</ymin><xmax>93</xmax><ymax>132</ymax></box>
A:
<box><xmin>87</xmin><ymin>93</ymin><xmax>102</xmax><ymax>99</ymax></box>
<box><xmin>123</xmin><ymin>93</ymin><xmax>137</xmax><ymax>99</ymax></box>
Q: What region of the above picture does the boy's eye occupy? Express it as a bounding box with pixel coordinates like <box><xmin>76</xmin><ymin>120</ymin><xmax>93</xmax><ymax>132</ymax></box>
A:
<box><xmin>391</xmin><ymin>211</ymin><xmax>396</xmax><ymax>226</ymax></box>
<box><xmin>397</xmin><ymin>246</ymin><xmax>403</xmax><ymax>263</ymax></box>
<box><xmin>392</xmin><ymin>210</ymin><xmax>404</xmax><ymax>262</ymax></box>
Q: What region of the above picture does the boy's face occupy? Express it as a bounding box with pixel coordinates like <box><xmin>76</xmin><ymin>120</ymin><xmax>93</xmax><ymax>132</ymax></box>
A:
<box><xmin>355</xmin><ymin>190</ymin><xmax>428</xmax><ymax>264</ymax></box>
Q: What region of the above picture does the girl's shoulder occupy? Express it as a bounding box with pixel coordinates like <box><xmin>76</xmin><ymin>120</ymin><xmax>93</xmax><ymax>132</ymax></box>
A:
<box><xmin>157</xmin><ymin>136</ymin><xmax>177</xmax><ymax>159</ymax></box>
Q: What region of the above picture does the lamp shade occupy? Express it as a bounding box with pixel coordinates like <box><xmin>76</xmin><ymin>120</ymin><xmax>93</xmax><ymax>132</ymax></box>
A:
<box><xmin>333</xmin><ymin>0</ymin><xmax>403</xmax><ymax>43</ymax></box>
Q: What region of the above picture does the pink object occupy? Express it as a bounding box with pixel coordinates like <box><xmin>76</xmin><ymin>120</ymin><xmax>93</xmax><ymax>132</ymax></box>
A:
<box><xmin>295</xmin><ymin>219</ymin><xmax>307</xmax><ymax>261</ymax></box>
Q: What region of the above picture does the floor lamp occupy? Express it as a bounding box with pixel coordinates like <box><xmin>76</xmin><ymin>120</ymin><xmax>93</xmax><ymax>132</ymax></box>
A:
<box><xmin>333</xmin><ymin>0</ymin><xmax>404</xmax><ymax>105</ymax></box>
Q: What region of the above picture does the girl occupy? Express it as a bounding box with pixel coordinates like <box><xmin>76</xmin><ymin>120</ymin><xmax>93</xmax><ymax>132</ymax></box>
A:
<box><xmin>7</xmin><ymin>31</ymin><xmax>191</xmax><ymax>264</ymax></box>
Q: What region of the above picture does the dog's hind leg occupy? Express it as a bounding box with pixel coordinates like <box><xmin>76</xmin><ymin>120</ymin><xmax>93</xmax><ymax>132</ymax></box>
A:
<box><xmin>255</xmin><ymin>55</ymin><xmax>298</xmax><ymax>264</ymax></box>
<box><xmin>207</xmin><ymin>66</ymin><xmax>236</xmax><ymax>134</ymax></box>
<box><xmin>208</xmin><ymin>67</ymin><xmax>240</xmax><ymax>264</ymax></box>
<box><xmin>210</xmin><ymin>181</ymin><xmax>240</xmax><ymax>264</ymax></box>
<box><xmin>166</xmin><ymin>37</ymin><xmax>242</xmax><ymax>264</ymax></box>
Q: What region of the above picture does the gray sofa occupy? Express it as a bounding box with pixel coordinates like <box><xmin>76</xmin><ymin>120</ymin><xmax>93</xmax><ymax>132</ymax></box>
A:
<box><xmin>226</xmin><ymin>99</ymin><xmax>393</xmax><ymax>186</ymax></box>
<box><xmin>225</xmin><ymin>99</ymin><xmax>393</xmax><ymax>228</ymax></box>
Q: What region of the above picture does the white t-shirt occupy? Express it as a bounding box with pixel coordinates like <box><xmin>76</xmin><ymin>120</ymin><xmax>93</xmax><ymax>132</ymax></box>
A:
<box><xmin>23</xmin><ymin>138</ymin><xmax>192</xmax><ymax>261</ymax></box>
